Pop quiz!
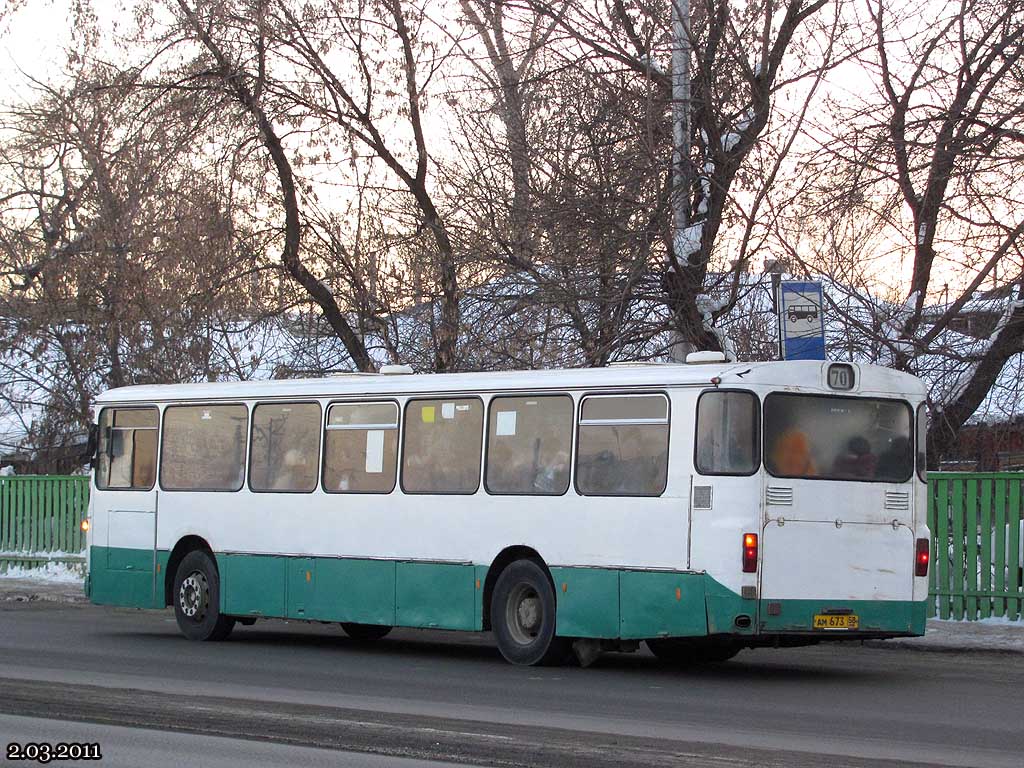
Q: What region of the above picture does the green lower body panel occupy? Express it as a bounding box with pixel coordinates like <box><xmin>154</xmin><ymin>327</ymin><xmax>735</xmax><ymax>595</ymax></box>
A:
<box><xmin>758</xmin><ymin>597</ymin><xmax>928</xmax><ymax>636</ymax></box>
<box><xmin>221</xmin><ymin>553</ymin><xmax>287</xmax><ymax>617</ymax></box>
<box><xmin>550</xmin><ymin>567</ymin><xmax>621</xmax><ymax>638</ymax></box>
<box><xmin>705</xmin><ymin>576</ymin><xmax>758</xmax><ymax>636</ymax></box>
<box><xmin>297</xmin><ymin>558</ymin><xmax>396</xmax><ymax>625</ymax></box>
<box><xmin>550</xmin><ymin>568</ymin><xmax>711</xmax><ymax>639</ymax></box>
<box><xmin>89</xmin><ymin>546</ymin><xmax>925</xmax><ymax>640</ymax></box>
<box><xmin>396</xmin><ymin>561</ymin><xmax>476</xmax><ymax>630</ymax></box>
<box><xmin>88</xmin><ymin>546</ymin><xmax>161</xmax><ymax>609</ymax></box>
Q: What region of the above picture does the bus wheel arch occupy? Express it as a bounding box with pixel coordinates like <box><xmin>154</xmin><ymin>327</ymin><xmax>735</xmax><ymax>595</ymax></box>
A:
<box><xmin>482</xmin><ymin>546</ymin><xmax>552</xmax><ymax>631</ymax></box>
<box><xmin>164</xmin><ymin>535</ymin><xmax>216</xmax><ymax>607</ymax></box>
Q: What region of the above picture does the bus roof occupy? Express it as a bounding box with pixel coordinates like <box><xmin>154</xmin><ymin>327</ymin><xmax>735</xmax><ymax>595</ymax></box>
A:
<box><xmin>95</xmin><ymin>360</ymin><xmax>926</xmax><ymax>405</ymax></box>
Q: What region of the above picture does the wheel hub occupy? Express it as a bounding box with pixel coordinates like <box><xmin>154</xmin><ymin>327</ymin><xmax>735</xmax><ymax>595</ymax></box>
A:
<box><xmin>506</xmin><ymin>584</ymin><xmax>543</xmax><ymax>645</ymax></box>
<box><xmin>179</xmin><ymin>571</ymin><xmax>208</xmax><ymax>621</ymax></box>
<box><xmin>517</xmin><ymin>597</ymin><xmax>541</xmax><ymax>632</ymax></box>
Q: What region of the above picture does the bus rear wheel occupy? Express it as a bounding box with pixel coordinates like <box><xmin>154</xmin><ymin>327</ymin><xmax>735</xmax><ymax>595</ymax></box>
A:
<box><xmin>173</xmin><ymin>550</ymin><xmax>235</xmax><ymax>641</ymax></box>
<box><xmin>491</xmin><ymin>559</ymin><xmax>570</xmax><ymax>666</ymax></box>
<box><xmin>646</xmin><ymin>638</ymin><xmax>741</xmax><ymax>665</ymax></box>
<box><xmin>341</xmin><ymin>623</ymin><xmax>392</xmax><ymax>641</ymax></box>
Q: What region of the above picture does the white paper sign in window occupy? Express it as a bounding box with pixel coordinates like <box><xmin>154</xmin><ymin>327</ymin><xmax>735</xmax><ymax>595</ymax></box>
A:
<box><xmin>441</xmin><ymin>402</ymin><xmax>456</xmax><ymax>419</ymax></box>
<box><xmin>365</xmin><ymin>430</ymin><xmax>385</xmax><ymax>474</ymax></box>
<box><xmin>495</xmin><ymin>411</ymin><xmax>517</xmax><ymax>436</ymax></box>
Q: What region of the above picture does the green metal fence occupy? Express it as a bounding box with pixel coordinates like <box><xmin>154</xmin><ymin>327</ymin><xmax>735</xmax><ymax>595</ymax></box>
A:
<box><xmin>0</xmin><ymin>475</ymin><xmax>90</xmax><ymax>573</ymax></box>
<box><xmin>928</xmin><ymin>472</ymin><xmax>1024</xmax><ymax>621</ymax></box>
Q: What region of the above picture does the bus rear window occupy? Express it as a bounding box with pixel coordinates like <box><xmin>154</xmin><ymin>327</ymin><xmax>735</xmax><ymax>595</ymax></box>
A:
<box><xmin>764</xmin><ymin>394</ymin><xmax>913</xmax><ymax>483</ymax></box>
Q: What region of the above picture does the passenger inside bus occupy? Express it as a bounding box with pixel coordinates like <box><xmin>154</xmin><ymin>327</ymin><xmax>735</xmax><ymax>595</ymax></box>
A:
<box><xmin>769</xmin><ymin>429</ymin><xmax>817</xmax><ymax>476</ymax></box>
<box><xmin>832</xmin><ymin>436</ymin><xmax>878</xmax><ymax>479</ymax></box>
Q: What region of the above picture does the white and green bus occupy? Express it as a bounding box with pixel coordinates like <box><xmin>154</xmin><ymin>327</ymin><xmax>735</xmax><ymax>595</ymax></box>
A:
<box><xmin>85</xmin><ymin>358</ymin><xmax>931</xmax><ymax>665</ymax></box>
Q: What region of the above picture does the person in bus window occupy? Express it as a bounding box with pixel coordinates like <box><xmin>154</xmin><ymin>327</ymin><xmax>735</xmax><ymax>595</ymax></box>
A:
<box><xmin>833</xmin><ymin>436</ymin><xmax>877</xmax><ymax>479</ymax></box>
<box><xmin>770</xmin><ymin>429</ymin><xmax>817</xmax><ymax>477</ymax></box>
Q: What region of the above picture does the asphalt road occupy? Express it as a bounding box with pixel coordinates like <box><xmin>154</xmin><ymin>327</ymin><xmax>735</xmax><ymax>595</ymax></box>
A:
<box><xmin>0</xmin><ymin>714</ymin><xmax>480</xmax><ymax>768</ymax></box>
<box><xmin>0</xmin><ymin>600</ymin><xmax>1020</xmax><ymax>767</ymax></box>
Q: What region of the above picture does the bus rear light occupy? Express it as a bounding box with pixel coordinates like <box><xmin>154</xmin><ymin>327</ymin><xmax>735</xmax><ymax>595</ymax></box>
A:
<box><xmin>81</xmin><ymin>518</ymin><xmax>90</xmax><ymax>533</ymax></box>
<box><xmin>742</xmin><ymin>533</ymin><xmax>758</xmax><ymax>573</ymax></box>
<box><xmin>915</xmin><ymin>538</ymin><xmax>929</xmax><ymax>577</ymax></box>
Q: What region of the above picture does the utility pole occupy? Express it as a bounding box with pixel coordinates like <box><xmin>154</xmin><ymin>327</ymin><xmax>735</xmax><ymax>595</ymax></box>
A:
<box><xmin>671</xmin><ymin>0</ymin><xmax>691</xmax><ymax>244</ymax></box>
<box><xmin>668</xmin><ymin>0</ymin><xmax>693</xmax><ymax>362</ymax></box>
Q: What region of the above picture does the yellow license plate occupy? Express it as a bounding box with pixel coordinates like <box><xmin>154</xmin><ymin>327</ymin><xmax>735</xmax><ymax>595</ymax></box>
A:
<box><xmin>813</xmin><ymin>614</ymin><xmax>859</xmax><ymax>630</ymax></box>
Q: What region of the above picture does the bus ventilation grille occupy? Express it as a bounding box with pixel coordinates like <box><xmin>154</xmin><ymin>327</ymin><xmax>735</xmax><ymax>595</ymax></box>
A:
<box><xmin>692</xmin><ymin>486</ymin><xmax>713</xmax><ymax>509</ymax></box>
<box><xmin>765</xmin><ymin>486</ymin><xmax>793</xmax><ymax>506</ymax></box>
<box><xmin>884</xmin><ymin>491</ymin><xmax>910</xmax><ymax>511</ymax></box>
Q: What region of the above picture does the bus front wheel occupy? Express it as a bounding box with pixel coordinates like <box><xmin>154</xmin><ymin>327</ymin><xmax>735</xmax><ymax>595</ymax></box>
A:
<box><xmin>491</xmin><ymin>559</ymin><xmax>570</xmax><ymax>666</ymax></box>
<box><xmin>173</xmin><ymin>550</ymin><xmax>235</xmax><ymax>642</ymax></box>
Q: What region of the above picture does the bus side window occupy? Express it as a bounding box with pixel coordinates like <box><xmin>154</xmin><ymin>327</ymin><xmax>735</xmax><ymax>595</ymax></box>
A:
<box><xmin>485</xmin><ymin>395</ymin><xmax>573</xmax><ymax>495</ymax></box>
<box><xmin>160</xmin><ymin>404</ymin><xmax>249</xmax><ymax>492</ymax></box>
<box><xmin>323</xmin><ymin>402</ymin><xmax>399</xmax><ymax>493</ymax></box>
<box><xmin>249</xmin><ymin>402</ymin><xmax>321</xmax><ymax>493</ymax></box>
<box><xmin>96</xmin><ymin>407</ymin><xmax>159</xmax><ymax>490</ymax></box>
<box><xmin>401</xmin><ymin>398</ymin><xmax>483</xmax><ymax>494</ymax></box>
<box><xmin>694</xmin><ymin>391</ymin><xmax>759</xmax><ymax>476</ymax></box>
<box><xmin>576</xmin><ymin>394</ymin><xmax>669</xmax><ymax>497</ymax></box>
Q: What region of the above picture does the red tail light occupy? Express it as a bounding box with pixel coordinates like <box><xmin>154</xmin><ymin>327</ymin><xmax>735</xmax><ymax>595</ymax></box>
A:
<box><xmin>915</xmin><ymin>538</ymin><xmax>930</xmax><ymax>577</ymax></box>
<box><xmin>742</xmin><ymin>533</ymin><xmax>758</xmax><ymax>573</ymax></box>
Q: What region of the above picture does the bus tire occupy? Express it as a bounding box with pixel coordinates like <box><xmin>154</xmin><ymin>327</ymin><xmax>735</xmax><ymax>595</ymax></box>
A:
<box><xmin>173</xmin><ymin>550</ymin><xmax>235</xmax><ymax>642</ymax></box>
<box><xmin>491</xmin><ymin>559</ymin><xmax>570</xmax><ymax>666</ymax></box>
<box><xmin>646</xmin><ymin>638</ymin><xmax>740</xmax><ymax>665</ymax></box>
<box><xmin>341</xmin><ymin>623</ymin><xmax>392</xmax><ymax>641</ymax></box>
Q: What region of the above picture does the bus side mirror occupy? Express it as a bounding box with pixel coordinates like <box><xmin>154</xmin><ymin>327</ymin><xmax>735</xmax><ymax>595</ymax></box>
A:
<box><xmin>86</xmin><ymin>424</ymin><xmax>100</xmax><ymax>468</ymax></box>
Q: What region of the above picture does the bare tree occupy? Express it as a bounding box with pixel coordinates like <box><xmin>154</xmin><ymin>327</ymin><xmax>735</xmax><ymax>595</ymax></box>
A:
<box><xmin>804</xmin><ymin>0</ymin><xmax>1024</xmax><ymax>464</ymax></box>
<box><xmin>519</xmin><ymin>1</ymin><xmax>834</xmax><ymax>356</ymax></box>
<box><xmin>0</xmin><ymin>63</ymin><xmax>272</xmax><ymax>461</ymax></box>
<box><xmin>172</xmin><ymin>0</ymin><xmax>376</xmax><ymax>371</ymax></box>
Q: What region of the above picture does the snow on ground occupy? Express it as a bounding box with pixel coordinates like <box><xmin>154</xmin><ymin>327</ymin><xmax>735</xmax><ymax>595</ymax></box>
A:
<box><xmin>873</xmin><ymin>618</ymin><xmax>1024</xmax><ymax>654</ymax></box>
<box><xmin>0</xmin><ymin>559</ymin><xmax>84</xmax><ymax>583</ymax></box>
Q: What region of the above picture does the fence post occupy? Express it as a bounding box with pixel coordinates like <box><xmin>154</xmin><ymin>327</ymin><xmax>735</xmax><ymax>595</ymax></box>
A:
<box><xmin>935</xmin><ymin>476</ymin><xmax>951</xmax><ymax>619</ymax></box>
<box><xmin>1008</xmin><ymin>479</ymin><xmax>1022</xmax><ymax>621</ymax></box>
<box><xmin>966</xmin><ymin>478</ymin><xmax>978</xmax><ymax>621</ymax></box>
<box><xmin>979</xmin><ymin>477</ymin><xmax>993</xmax><ymax>620</ymax></box>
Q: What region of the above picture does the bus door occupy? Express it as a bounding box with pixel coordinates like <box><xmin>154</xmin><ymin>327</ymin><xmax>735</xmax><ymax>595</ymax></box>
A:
<box><xmin>94</xmin><ymin>407</ymin><xmax>160</xmax><ymax>604</ymax></box>
<box><xmin>759</xmin><ymin>393</ymin><xmax>916</xmax><ymax>629</ymax></box>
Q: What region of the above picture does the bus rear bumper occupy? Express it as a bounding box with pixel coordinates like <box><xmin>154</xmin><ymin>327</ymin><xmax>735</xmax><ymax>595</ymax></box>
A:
<box><xmin>753</xmin><ymin>598</ymin><xmax>927</xmax><ymax>638</ymax></box>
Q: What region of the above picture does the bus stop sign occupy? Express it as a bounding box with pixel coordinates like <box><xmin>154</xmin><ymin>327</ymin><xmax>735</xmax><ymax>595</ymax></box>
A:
<box><xmin>779</xmin><ymin>281</ymin><xmax>825</xmax><ymax>360</ymax></box>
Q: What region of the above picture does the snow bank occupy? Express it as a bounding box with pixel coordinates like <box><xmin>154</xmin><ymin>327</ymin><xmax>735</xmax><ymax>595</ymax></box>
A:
<box><xmin>1</xmin><ymin>559</ymin><xmax>84</xmax><ymax>583</ymax></box>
